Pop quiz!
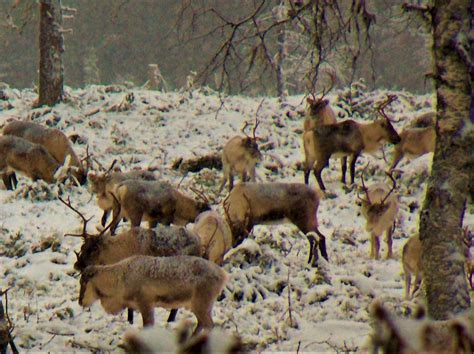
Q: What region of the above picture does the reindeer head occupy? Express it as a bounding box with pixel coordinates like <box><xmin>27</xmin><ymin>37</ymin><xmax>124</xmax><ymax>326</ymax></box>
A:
<box><xmin>58</xmin><ymin>193</ymin><xmax>120</xmax><ymax>270</ymax></box>
<box><xmin>87</xmin><ymin>160</ymin><xmax>118</xmax><ymax>195</ymax></box>
<box><xmin>358</xmin><ymin>169</ymin><xmax>397</xmax><ymax>227</ymax></box>
<box><xmin>306</xmin><ymin>97</ymin><xmax>330</xmax><ymax>116</ymax></box>
<box><xmin>241</xmin><ymin>118</ymin><xmax>262</xmax><ymax>162</ymax></box>
<box><xmin>306</xmin><ymin>71</ymin><xmax>336</xmax><ymax>117</ymax></box>
<box><xmin>375</xmin><ymin>95</ymin><xmax>401</xmax><ymax>145</ymax></box>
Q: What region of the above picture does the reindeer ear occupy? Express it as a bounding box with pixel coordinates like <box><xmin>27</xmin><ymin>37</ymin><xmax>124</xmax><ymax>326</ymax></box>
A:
<box><xmin>306</xmin><ymin>97</ymin><xmax>314</xmax><ymax>105</ymax></box>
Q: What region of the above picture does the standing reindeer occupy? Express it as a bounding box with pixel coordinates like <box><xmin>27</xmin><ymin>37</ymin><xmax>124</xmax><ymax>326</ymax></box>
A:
<box><xmin>3</xmin><ymin>120</ymin><xmax>88</xmax><ymax>186</ymax></box>
<box><xmin>88</xmin><ymin>163</ymin><xmax>157</xmax><ymax>226</ymax></box>
<box><xmin>60</xmin><ymin>195</ymin><xmax>201</xmax><ymax>325</ymax></box>
<box><xmin>78</xmin><ymin>255</ymin><xmax>228</xmax><ymax>332</ymax></box>
<box><xmin>304</xmin><ymin>95</ymin><xmax>401</xmax><ymax>190</ymax></box>
<box><xmin>224</xmin><ymin>182</ymin><xmax>327</xmax><ymax>266</ymax></box>
<box><xmin>358</xmin><ymin>171</ymin><xmax>399</xmax><ymax>260</ymax></box>
<box><xmin>220</xmin><ymin>119</ymin><xmax>262</xmax><ymax>192</ymax></box>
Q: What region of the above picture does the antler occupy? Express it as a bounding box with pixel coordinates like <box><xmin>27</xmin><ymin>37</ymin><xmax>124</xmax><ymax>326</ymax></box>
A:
<box><xmin>104</xmin><ymin>159</ymin><xmax>118</xmax><ymax>176</ymax></box>
<box><xmin>381</xmin><ymin>171</ymin><xmax>397</xmax><ymax>205</ymax></box>
<box><xmin>190</xmin><ymin>186</ymin><xmax>210</xmax><ymax>206</ymax></box>
<box><xmin>309</xmin><ymin>70</ymin><xmax>336</xmax><ymax>103</ymax></box>
<box><xmin>376</xmin><ymin>94</ymin><xmax>398</xmax><ymax>122</ymax></box>
<box><xmin>358</xmin><ymin>164</ymin><xmax>372</xmax><ymax>205</ymax></box>
<box><xmin>58</xmin><ymin>194</ymin><xmax>93</xmax><ymax>238</ymax></box>
<box><xmin>81</xmin><ymin>145</ymin><xmax>92</xmax><ymax>172</ymax></box>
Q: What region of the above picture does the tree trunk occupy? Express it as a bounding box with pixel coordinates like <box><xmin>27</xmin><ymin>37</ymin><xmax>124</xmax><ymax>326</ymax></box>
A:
<box><xmin>420</xmin><ymin>0</ymin><xmax>472</xmax><ymax>320</ymax></box>
<box><xmin>38</xmin><ymin>0</ymin><xmax>64</xmax><ymax>107</ymax></box>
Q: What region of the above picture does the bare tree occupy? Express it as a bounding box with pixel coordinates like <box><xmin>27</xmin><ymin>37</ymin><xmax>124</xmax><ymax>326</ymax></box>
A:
<box><xmin>177</xmin><ymin>0</ymin><xmax>375</xmax><ymax>95</ymax></box>
<box><xmin>403</xmin><ymin>0</ymin><xmax>472</xmax><ymax>320</ymax></box>
<box><xmin>38</xmin><ymin>0</ymin><xmax>64</xmax><ymax>106</ymax></box>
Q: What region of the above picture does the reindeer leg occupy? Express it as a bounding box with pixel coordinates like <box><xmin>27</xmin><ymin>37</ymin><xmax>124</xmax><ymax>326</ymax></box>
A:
<box><xmin>167</xmin><ymin>309</ymin><xmax>178</xmax><ymax>322</ymax></box>
<box><xmin>2</xmin><ymin>173</ymin><xmax>13</xmax><ymax>190</ymax></box>
<box><xmin>313</xmin><ymin>159</ymin><xmax>327</xmax><ymax>191</ymax></box>
<box><xmin>304</xmin><ymin>168</ymin><xmax>311</xmax><ymax>185</ymax></box>
<box><xmin>11</xmin><ymin>172</ymin><xmax>17</xmax><ymax>189</ymax></box>
<box><xmin>349</xmin><ymin>153</ymin><xmax>359</xmax><ymax>185</ymax></box>
<box><xmin>341</xmin><ymin>156</ymin><xmax>347</xmax><ymax>184</ymax></box>
<box><xmin>101</xmin><ymin>210</ymin><xmax>110</xmax><ymax>227</ymax></box>
<box><xmin>128</xmin><ymin>308</ymin><xmax>134</xmax><ymax>324</ymax></box>
<box><xmin>386</xmin><ymin>225</ymin><xmax>394</xmax><ymax>259</ymax></box>
<box><xmin>315</xmin><ymin>229</ymin><xmax>328</xmax><ymax>261</ymax></box>
<box><xmin>306</xmin><ymin>234</ymin><xmax>316</xmax><ymax>264</ymax></box>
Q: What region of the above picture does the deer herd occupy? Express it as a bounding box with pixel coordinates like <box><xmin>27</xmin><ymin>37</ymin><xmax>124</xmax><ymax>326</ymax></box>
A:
<box><xmin>1</xmin><ymin>91</ymin><xmax>468</xmax><ymax>339</ymax></box>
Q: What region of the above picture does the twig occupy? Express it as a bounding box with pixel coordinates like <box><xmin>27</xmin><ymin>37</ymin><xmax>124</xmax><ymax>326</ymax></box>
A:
<box><xmin>287</xmin><ymin>269</ymin><xmax>293</xmax><ymax>327</ymax></box>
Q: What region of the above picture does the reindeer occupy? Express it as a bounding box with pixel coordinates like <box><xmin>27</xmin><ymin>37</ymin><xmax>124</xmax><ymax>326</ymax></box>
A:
<box><xmin>3</xmin><ymin>120</ymin><xmax>88</xmax><ymax>186</ymax></box>
<box><xmin>109</xmin><ymin>180</ymin><xmax>210</xmax><ymax>235</ymax></box>
<box><xmin>304</xmin><ymin>95</ymin><xmax>401</xmax><ymax>190</ymax></box>
<box><xmin>88</xmin><ymin>163</ymin><xmax>157</xmax><ymax>226</ymax></box>
<box><xmin>220</xmin><ymin>118</ymin><xmax>262</xmax><ymax>192</ymax></box>
<box><xmin>78</xmin><ymin>255</ymin><xmax>228</xmax><ymax>332</ymax></box>
<box><xmin>303</xmin><ymin>73</ymin><xmax>337</xmax><ymax>131</ymax></box>
<box><xmin>390</xmin><ymin>112</ymin><xmax>436</xmax><ymax>170</ymax></box>
<box><xmin>224</xmin><ymin>182</ymin><xmax>327</xmax><ymax>266</ymax></box>
<box><xmin>402</xmin><ymin>227</ymin><xmax>473</xmax><ymax>300</ymax></box>
<box><xmin>0</xmin><ymin>135</ymin><xmax>63</xmax><ymax>189</ymax></box>
<box><xmin>402</xmin><ymin>235</ymin><xmax>422</xmax><ymax>299</ymax></box>
<box><xmin>358</xmin><ymin>170</ymin><xmax>399</xmax><ymax>260</ymax></box>
<box><xmin>60</xmin><ymin>195</ymin><xmax>201</xmax><ymax>325</ymax></box>
<box><xmin>193</xmin><ymin>210</ymin><xmax>233</xmax><ymax>265</ymax></box>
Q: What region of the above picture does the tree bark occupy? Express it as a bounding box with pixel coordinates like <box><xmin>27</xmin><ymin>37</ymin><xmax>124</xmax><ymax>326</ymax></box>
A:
<box><xmin>420</xmin><ymin>0</ymin><xmax>473</xmax><ymax>320</ymax></box>
<box><xmin>38</xmin><ymin>0</ymin><xmax>64</xmax><ymax>107</ymax></box>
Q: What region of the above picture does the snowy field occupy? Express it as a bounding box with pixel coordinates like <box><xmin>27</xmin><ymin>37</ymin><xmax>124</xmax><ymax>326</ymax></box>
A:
<box><xmin>0</xmin><ymin>84</ymin><xmax>472</xmax><ymax>352</ymax></box>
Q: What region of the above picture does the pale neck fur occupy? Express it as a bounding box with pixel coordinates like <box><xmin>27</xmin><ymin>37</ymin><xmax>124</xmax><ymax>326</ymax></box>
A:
<box><xmin>358</xmin><ymin>121</ymin><xmax>385</xmax><ymax>153</ymax></box>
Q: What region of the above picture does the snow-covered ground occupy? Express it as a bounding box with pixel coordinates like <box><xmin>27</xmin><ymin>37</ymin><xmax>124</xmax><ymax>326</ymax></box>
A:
<box><xmin>0</xmin><ymin>84</ymin><xmax>471</xmax><ymax>352</ymax></box>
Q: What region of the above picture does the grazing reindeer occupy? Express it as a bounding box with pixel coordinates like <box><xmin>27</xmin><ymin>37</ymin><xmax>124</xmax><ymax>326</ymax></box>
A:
<box><xmin>193</xmin><ymin>210</ymin><xmax>233</xmax><ymax>265</ymax></box>
<box><xmin>0</xmin><ymin>135</ymin><xmax>63</xmax><ymax>189</ymax></box>
<box><xmin>60</xmin><ymin>195</ymin><xmax>201</xmax><ymax>324</ymax></box>
<box><xmin>3</xmin><ymin>120</ymin><xmax>88</xmax><ymax>185</ymax></box>
<box><xmin>220</xmin><ymin>119</ymin><xmax>262</xmax><ymax>192</ymax></box>
<box><xmin>88</xmin><ymin>164</ymin><xmax>157</xmax><ymax>226</ymax></box>
<box><xmin>224</xmin><ymin>182</ymin><xmax>327</xmax><ymax>266</ymax></box>
<box><xmin>402</xmin><ymin>235</ymin><xmax>422</xmax><ymax>299</ymax></box>
<box><xmin>390</xmin><ymin>112</ymin><xmax>436</xmax><ymax>170</ymax></box>
<box><xmin>304</xmin><ymin>95</ymin><xmax>401</xmax><ymax>190</ymax></box>
<box><xmin>358</xmin><ymin>171</ymin><xmax>399</xmax><ymax>260</ymax></box>
<box><xmin>110</xmin><ymin>180</ymin><xmax>210</xmax><ymax>235</ymax></box>
<box><xmin>78</xmin><ymin>255</ymin><xmax>228</xmax><ymax>332</ymax></box>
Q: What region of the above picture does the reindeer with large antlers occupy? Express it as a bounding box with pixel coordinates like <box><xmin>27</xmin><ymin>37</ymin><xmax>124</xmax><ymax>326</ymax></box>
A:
<box><xmin>358</xmin><ymin>168</ymin><xmax>399</xmax><ymax>260</ymax></box>
<box><xmin>59</xmin><ymin>194</ymin><xmax>202</xmax><ymax>325</ymax></box>
<box><xmin>304</xmin><ymin>95</ymin><xmax>401</xmax><ymax>190</ymax></box>
<box><xmin>220</xmin><ymin>116</ymin><xmax>262</xmax><ymax>192</ymax></box>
